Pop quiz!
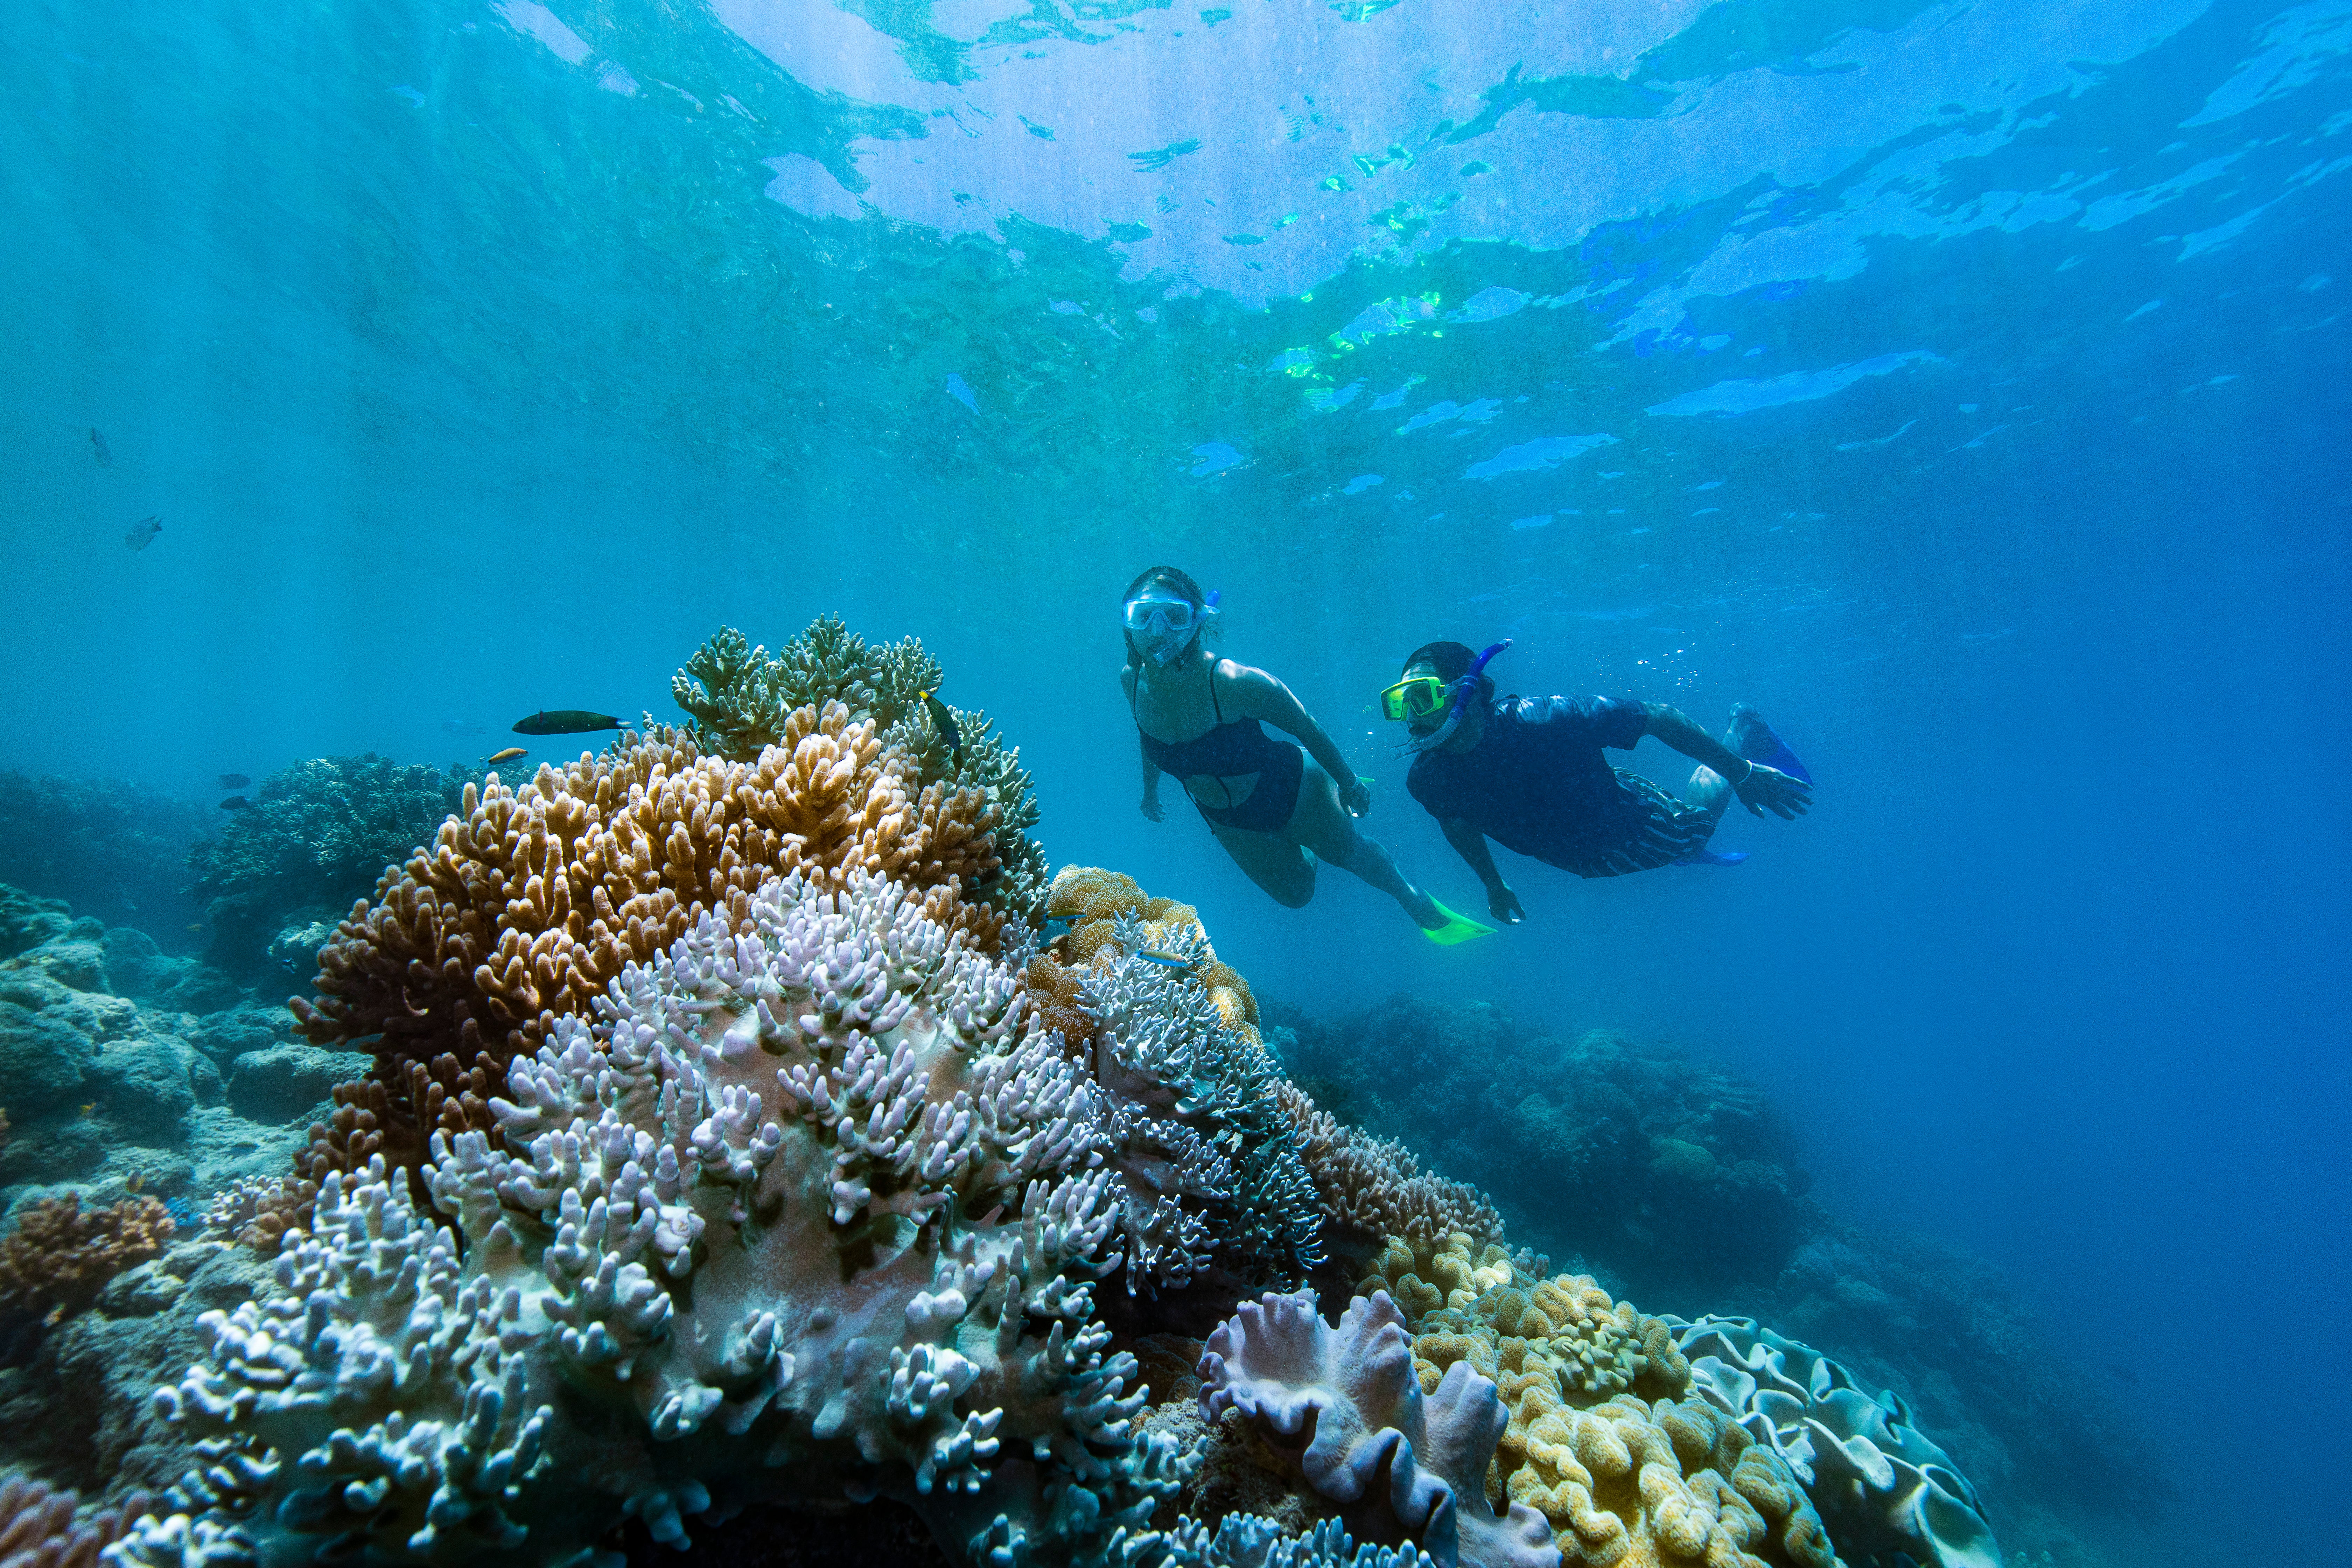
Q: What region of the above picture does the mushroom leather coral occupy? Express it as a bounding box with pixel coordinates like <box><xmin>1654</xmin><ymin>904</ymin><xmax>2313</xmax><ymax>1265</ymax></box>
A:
<box><xmin>1197</xmin><ymin>1289</ymin><xmax>1558</xmax><ymax>1568</ymax></box>
<box><xmin>1673</xmin><ymin>1317</ymin><xmax>2000</xmax><ymax>1568</ymax></box>
<box><xmin>289</xmin><ymin>708</ymin><xmax>1004</xmax><ymax>1188</ymax></box>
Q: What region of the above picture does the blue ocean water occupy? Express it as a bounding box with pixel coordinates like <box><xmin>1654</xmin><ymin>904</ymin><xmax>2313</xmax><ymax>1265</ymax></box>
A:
<box><xmin>1</xmin><ymin>0</ymin><xmax>2346</xmax><ymax>1561</ymax></box>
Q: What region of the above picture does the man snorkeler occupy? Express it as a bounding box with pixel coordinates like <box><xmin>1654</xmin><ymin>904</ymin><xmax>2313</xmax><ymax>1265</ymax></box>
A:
<box><xmin>1386</xmin><ymin>640</ymin><xmax>1813</xmax><ymax>924</ymax></box>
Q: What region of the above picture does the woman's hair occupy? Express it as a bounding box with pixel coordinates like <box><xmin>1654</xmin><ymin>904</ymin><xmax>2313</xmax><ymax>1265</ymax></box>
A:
<box><xmin>1403</xmin><ymin>640</ymin><xmax>1494</xmax><ymax>702</ymax></box>
<box><xmin>1121</xmin><ymin>566</ymin><xmax>1219</xmax><ymax>666</ymax></box>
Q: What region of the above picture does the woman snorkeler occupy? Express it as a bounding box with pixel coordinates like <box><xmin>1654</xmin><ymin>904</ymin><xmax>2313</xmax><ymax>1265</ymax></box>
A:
<box><xmin>1119</xmin><ymin>567</ymin><xmax>1489</xmax><ymax>941</ymax></box>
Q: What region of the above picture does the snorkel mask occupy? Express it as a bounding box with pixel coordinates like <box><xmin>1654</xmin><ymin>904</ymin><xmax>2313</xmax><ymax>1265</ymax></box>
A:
<box><xmin>1126</xmin><ymin>588</ymin><xmax>1220</xmax><ymax>666</ymax></box>
<box><xmin>1384</xmin><ymin>639</ymin><xmax>1512</xmax><ymax>753</ymax></box>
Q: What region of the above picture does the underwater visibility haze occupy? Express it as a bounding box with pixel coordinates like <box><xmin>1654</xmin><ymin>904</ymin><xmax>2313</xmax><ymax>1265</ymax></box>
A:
<box><xmin>1</xmin><ymin>0</ymin><xmax>2346</xmax><ymax>1563</ymax></box>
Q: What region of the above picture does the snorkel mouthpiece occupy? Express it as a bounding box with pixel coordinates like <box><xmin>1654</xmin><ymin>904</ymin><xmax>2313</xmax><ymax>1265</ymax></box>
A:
<box><xmin>1404</xmin><ymin>638</ymin><xmax>1512</xmax><ymax>754</ymax></box>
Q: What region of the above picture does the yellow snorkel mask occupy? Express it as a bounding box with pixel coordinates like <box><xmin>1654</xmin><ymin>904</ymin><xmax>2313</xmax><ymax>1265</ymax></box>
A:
<box><xmin>1383</xmin><ymin>640</ymin><xmax>1513</xmax><ymax>753</ymax></box>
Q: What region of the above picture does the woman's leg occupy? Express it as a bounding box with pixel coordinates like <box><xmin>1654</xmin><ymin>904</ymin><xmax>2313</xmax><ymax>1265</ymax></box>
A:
<box><xmin>1287</xmin><ymin>759</ymin><xmax>1441</xmax><ymax>927</ymax></box>
<box><xmin>1210</xmin><ymin>822</ymin><xmax>1318</xmax><ymax>907</ymax></box>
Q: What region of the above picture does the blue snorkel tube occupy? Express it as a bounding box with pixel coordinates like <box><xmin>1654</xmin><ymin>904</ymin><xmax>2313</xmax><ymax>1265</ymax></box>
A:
<box><xmin>1403</xmin><ymin>638</ymin><xmax>1512</xmax><ymax>753</ymax></box>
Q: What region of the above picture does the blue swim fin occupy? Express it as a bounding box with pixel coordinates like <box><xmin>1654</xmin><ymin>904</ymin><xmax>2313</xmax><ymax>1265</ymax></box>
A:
<box><xmin>1673</xmin><ymin>848</ymin><xmax>1750</xmax><ymax>867</ymax></box>
<box><xmin>1729</xmin><ymin>703</ymin><xmax>1812</xmax><ymax>786</ymax></box>
<box><xmin>1418</xmin><ymin>896</ymin><xmax>1497</xmax><ymax>945</ymax></box>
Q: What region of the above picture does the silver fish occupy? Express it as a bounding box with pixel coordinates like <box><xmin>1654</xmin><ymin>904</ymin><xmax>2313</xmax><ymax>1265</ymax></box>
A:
<box><xmin>124</xmin><ymin>515</ymin><xmax>161</xmax><ymax>551</ymax></box>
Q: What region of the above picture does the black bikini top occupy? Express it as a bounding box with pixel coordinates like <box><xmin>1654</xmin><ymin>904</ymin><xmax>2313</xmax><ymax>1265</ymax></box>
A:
<box><xmin>1132</xmin><ymin>663</ymin><xmax>1292</xmax><ymax>779</ymax></box>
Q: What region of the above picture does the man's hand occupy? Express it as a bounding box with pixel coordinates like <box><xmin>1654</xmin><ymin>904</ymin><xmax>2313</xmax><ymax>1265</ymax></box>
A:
<box><xmin>1488</xmin><ymin>883</ymin><xmax>1525</xmax><ymax>924</ymax></box>
<box><xmin>1141</xmin><ymin>791</ymin><xmax>1165</xmax><ymax>822</ymax></box>
<box><xmin>1342</xmin><ymin>776</ymin><xmax>1373</xmax><ymax>818</ymax></box>
<box><xmin>1734</xmin><ymin>764</ymin><xmax>1812</xmax><ymax>820</ymax></box>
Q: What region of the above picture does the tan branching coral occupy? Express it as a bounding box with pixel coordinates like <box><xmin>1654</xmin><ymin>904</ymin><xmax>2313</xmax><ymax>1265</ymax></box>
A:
<box><xmin>202</xmin><ymin>1174</ymin><xmax>317</xmax><ymax>1255</ymax></box>
<box><xmin>675</xmin><ymin>619</ymin><xmax>1049</xmax><ymax>923</ymax></box>
<box><xmin>288</xmin><ymin>707</ymin><xmax>1006</xmax><ymax>1190</ymax></box>
<box><xmin>1044</xmin><ymin>867</ymin><xmax>1259</xmax><ymax>1036</ymax></box>
<box><xmin>0</xmin><ymin>1194</ymin><xmax>173</xmax><ymax>1322</ymax></box>
<box><xmin>0</xmin><ymin>1474</ymin><xmax>156</xmax><ymax>1568</ymax></box>
<box><xmin>1280</xmin><ymin>1084</ymin><xmax>1504</xmax><ymax>1250</ymax></box>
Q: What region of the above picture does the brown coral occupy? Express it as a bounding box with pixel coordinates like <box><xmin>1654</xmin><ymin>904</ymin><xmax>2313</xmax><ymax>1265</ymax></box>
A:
<box><xmin>0</xmin><ymin>1194</ymin><xmax>173</xmax><ymax>1323</ymax></box>
<box><xmin>289</xmin><ymin>707</ymin><xmax>1008</xmax><ymax>1190</ymax></box>
<box><xmin>1279</xmin><ymin>1084</ymin><xmax>1503</xmax><ymax>1250</ymax></box>
<box><xmin>0</xmin><ymin>1474</ymin><xmax>156</xmax><ymax>1568</ymax></box>
<box><xmin>203</xmin><ymin>1175</ymin><xmax>318</xmax><ymax>1256</ymax></box>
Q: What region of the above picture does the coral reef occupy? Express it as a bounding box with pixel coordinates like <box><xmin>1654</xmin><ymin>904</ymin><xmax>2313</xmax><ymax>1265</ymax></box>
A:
<box><xmin>674</xmin><ymin>619</ymin><xmax>1048</xmax><ymax>924</ymax></box>
<box><xmin>124</xmin><ymin>867</ymin><xmax>1204</xmax><ymax>1566</ymax></box>
<box><xmin>1196</xmin><ymin>1288</ymin><xmax>1558</xmax><ymax>1568</ymax></box>
<box><xmin>0</xmin><ymin>1193</ymin><xmax>173</xmax><ymax>1325</ymax></box>
<box><xmin>1673</xmin><ymin>1316</ymin><xmax>2000</xmax><ymax>1568</ymax></box>
<box><xmin>0</xmin><ymin>773</ymin><xmax>211</xmax><ymax>939</ymax></box>
<box><xmin>1274</xmin><ymin>1006</ymin><xmax>1805</xmax><ymax>1301</ymax></box>
<box><xmin>0</xmin><ymin>1472</ymin><xmax>156</xmax><ymax>1568</ymax></box>
<box><xmin>185</xmin><ymin>755</ymin><xmax>470</xmax><ymax>981</ymax></box>
<box><xmin>288</xmin><ymin>710</ymin><xmax>1006</xmax><ymax>1196</ymax></box>
<box><xmin>1338</xmin><ymin>1235</ymin><xmax>1838</xmax><ymax>1568</ymax></box>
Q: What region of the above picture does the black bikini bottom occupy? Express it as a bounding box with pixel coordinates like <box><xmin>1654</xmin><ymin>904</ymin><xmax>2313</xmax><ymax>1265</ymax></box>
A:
<box><xmin>1189</xmin><ymin>742</ymin><xmax>1304</xmax><ymax>834</ymax></box>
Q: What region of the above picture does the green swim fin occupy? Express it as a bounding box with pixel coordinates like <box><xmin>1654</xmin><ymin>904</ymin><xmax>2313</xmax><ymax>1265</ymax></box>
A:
<box><xmin>1418</xmin><ymin>896</ymin><xmax>1497</xmax><ymax>946</ymax></box>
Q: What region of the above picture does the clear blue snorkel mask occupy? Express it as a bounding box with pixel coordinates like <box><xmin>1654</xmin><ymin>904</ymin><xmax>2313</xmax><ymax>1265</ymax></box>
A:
<box><xmin>1399</xmin><ymin>639</ymin><xmax>1511</xmax><ymax>754</ymax></box>
<box><xmin>1127</xmin><ymin>588</ymin><xmax>1220</xmax><ymax>665</ymax></box>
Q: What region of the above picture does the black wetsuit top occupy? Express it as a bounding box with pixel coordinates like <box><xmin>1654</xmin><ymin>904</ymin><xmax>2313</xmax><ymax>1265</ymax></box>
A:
<box><xmin>1409</xmin><ymin>695</ymin><xmax>1705</xmax><ymax>874</ymax></box>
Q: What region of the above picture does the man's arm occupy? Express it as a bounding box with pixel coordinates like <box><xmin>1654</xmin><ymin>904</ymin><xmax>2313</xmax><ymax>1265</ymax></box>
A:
<box><xmin>1640</xmin><ymin>702</ymin><xmax>1811</xmax><ymax>819</ymax></box>
<box><xmin>1441</xmin><ymin>817</ymin><xmax>1524</xmax><ymax>923</ymax></box>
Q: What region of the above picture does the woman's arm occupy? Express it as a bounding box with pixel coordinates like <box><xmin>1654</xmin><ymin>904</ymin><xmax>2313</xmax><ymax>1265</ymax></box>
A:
<box><xmin>1124</xmin><ymin>666</ymin><xmax>1166</xmax><ymax>821</ymax></box>
<box><xmin>1230</xmin><ymin>666</ymin><xmax>1366</xmax><ymax>806</ymax></box>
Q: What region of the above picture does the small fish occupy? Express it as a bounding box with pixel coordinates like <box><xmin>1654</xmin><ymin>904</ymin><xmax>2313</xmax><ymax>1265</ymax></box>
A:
<box><xmin>124</xmin><ymin>514</ymin><xmax>161</xmax><ymax>551</ymax></box>
<box><xmin>2107</xmin><ymin>1363</ymin><xmax>2138</xmax><ymax>1385</ymax></box>
<box><xmin>124</xmin><ymin>1172</ymin><xmax>144</xmax><ymax>1193</ymax></box>
<box><xmin>1040</xmin><ymin>914</ymin><xmax>1074</xmax><ymax>940</ymax></box>
<box><xmin>78</xmin><ymin>1102</ymin><xmax>97</xmax><ymax>1116</ymax></box>
<box><xmin>1134</xmin><ymin>950</ymin><xmax>1191</xmax><ymax>970</ymax></box>
<box><xmin>486</xmin><ymin>747</ymin><xmax>528</xmax><ymax>765</ymax></box>
<box><xmin>917</xmin><ymin>690</ymin><xmax>963</xmax><ymax>762</ymax></box>
<box><xmin>217</xmin><ymin>772</ymin><xmax>251</xmax><ymax>789</ymax></box>
<box><xmin>187</xmin><ymin>923</ymin><xmax>205</xmax><ymax>932</ymax></box>
<box><xmin>90</xmin><ymin>428</ymin><xmax>112</xmax><ymax>467</ymax></box>
<box><xmin>512</xmin><ymin>709</ymin><xmax>622</xmax><ymax>736</ymax></box>
<box><xmin>218</xmin><ymin>795</ymin><xmax>251</xmax><ymax>811</ymax></box>
<box><xmin>441</xmin><ymin>719</ymin><xmax>486</xmax><ymax>737</ymax></box>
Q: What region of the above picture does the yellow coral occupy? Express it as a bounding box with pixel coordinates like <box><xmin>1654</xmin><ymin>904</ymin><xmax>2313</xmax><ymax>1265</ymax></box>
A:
<box><xmin>1510</xmin><ymin>1395</ymin><xmax>1835</xmax><ymax>1568</ymax></box>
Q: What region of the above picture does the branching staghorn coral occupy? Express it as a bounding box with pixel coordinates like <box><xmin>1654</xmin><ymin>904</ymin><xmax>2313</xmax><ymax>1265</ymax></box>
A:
<box><xmin>198</xmin><ymin>1175</ymin><xmax>316</xmax><ymax>1256</ymax></box>
<box><xmin>288</xmin><ymin>710</ymin><xmax>1005</xmax><ymax>1193</ymax></box>
<box><xmin>676</xmin><ymin>620</ymin><xmax>1048</xmax><ymax>925</ymax></box>
<box><xmin>124</xmin><ymin>869</ymin><xmax>1195</xmax><ymax>1568</ymax></box>
<box><xmin>0</xmin><ymin>1194</ymin><xmax>174</xmax><ymax>1324</ymax></box>
<box><xmin>1039</xmin><ymin>868</ymin><xmax>1257</xmax><ymax>1043</ymax></box>
<box><xmin>1277</xmin><ymin>1083</ymin><xmax>1503</xmax><ymax>1253</ymax></box>
<box><xmin>1082</xmin><ymin>913</ymin><xmax>1322</xmax><ymax>1297</ymax></box>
